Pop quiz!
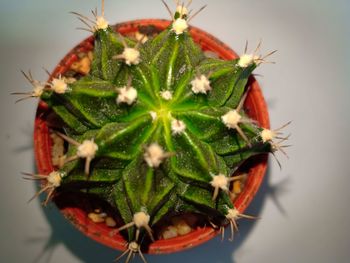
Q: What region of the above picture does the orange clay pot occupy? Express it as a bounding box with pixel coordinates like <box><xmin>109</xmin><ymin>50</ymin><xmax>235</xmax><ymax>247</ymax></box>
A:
<box><xmin>34</xmin><ymin>19</ymin><xmax>270</xmax><ymax>254</ymax></box>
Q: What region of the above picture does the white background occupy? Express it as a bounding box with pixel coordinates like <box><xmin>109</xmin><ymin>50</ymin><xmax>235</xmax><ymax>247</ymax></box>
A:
<box><xmin>0</xmin><ymin>0</ymin><xmax>349</xmax><ymax>262</ymax></box>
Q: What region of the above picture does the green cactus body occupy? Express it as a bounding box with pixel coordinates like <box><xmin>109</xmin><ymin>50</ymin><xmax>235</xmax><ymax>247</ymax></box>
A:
<box><xmin>38</xmin><ymin>15</ymin><xmax>273</xmax><ymax>247</ymax></box>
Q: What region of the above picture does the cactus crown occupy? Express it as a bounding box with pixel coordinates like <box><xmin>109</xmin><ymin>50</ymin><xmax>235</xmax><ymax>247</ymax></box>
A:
<box><xmin>17</xmin><ymin>0</ymin><xmax>290</xmax><ymax>260</ymax></box>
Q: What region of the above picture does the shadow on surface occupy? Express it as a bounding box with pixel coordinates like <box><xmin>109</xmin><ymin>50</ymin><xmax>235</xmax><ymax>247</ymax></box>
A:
<box><xmin>11</xmin><ymin>123</ymin><xmax>34</xmax><ymax>154</ymax></box>
<box><xmin>25</xmin><ymin>162</ymin><xmax>289</xmax><ymax>263</ymax></box>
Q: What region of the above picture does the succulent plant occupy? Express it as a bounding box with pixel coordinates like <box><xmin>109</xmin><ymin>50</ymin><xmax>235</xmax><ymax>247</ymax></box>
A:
<box><xmin>15</xmin><ymin>0</ymin><xmax>290</xmax><ymax>262</ymax></box>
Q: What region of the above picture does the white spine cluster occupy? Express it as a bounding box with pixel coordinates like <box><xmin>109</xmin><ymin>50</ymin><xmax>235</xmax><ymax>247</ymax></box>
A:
<box><xmin>23</xmin><ymin>170</ymin><xmax>66</xmax><ymax>205</ymax></box>
<box><xmin>115</xmin><ymin>210</ymin><xmax>154</xmax><ymax>243</ymax></box>
<box><xmin>160</xmin><ymin>90</ymin><xmax>173</xmax><ymax>100</ymax></box>
<box><xmin>222</xmin><ymin>207</ymin><xmax>257</xmax><ymax>241</ymax></box>
<box><xmin>33</xmin><ymin>85</ymin><xmax>45</xmax><ymax>97</ymax></box>
<box><xmin>55</xmin><ymin>132</ymin><xmax>99</xmax><ymax>175</ymax></box>
<box><xmin>128</xmin><ymin>241</ymin><xmax>139</xmax><ymax>252</ymax></box>
<box><xmin>261</xmin><ymin>129</ymin><xmax>275</xmax><ymax>143</ymax></box>
<box><xmin>238</xmin><ymin>41</ymin><xmax>277</xmax><ymax>68</ymax></box>
<box><xmin>210</xmin><ymin>173</ymin><xmax>239</xmax><ymax>201</ymax></box>
<box><xmin>122</xmin><ymin>47</ymin><xmax>141</xmax><ymax>66</ymax></box>
<box><xmin>13</xmin><ymin>71</ymin><xmax>49</xmax><ymax>103</ymax></box>
<box><xmin>71</xmin><ymin>0</ymin><xmax>110</xmax><ymax>33</ymax></box>
<box><xmin>238</xmin><ymin>54</ymin><xmax>256</xmax><ymax>68</ymax></box>
<box><xmin>210</xmin><ymin>174</ymin><xmax>229</xmax><ymax>192</ymax></box>
<box><xmin>171</xmin><ymin>119</ymin><xmax>186</xmax><ymax>135</ymax></box>
<box><xmin>116</xmin><ymin>86</ymin><xmax>138</xmax><ymax>105</ymax></box>
<box><xmin>51</xmin><ymin>77</ymin><xmax>68</xmax><ymax>94</ymax></box>
<box><xmin>113</xmin><ymin>33</ymin><xmax>143</xmax><ymax>66</ymax></box>
<box><xmin>144</xmin><ymin>143</ymin><xmax>168</xmax><ymax>168</ymax></box>
<box><xmin>172</xmin><ymin>18</ymin><xmax>188</xmax><ymax>35</ymax></box>
<box><xmin>133</xmin><ymin>211</ymin><xmax>150</xmax><ymax>228</ymax></box>
<box><xmin>95</xmin><ymin>16</ymin><xmax>109</xmax><ymax>30</ymax></box>
<box><xmin>191</xmin><ymin>74</ymin><xmax>211</xmax><ymax>94</ymax></box>
<box><xmin>226</xmin><ymin>208</ymin><xmax>240</xmax><ymax>220</ymax></box>
<box><xmin>47</xmin><ymin>171</ymin><xmax>62</xmax><ymax>188</ymax></box>
<box><xmin>221</xmin><ymin>110</ymin><xmax>242</xmax><ymax>129</ymax></box>
<box><xmin>77</xmin><ymin>139</ymin><xmax>98</xmax><ymax>159</ymax></box>
<box><xmin>149</xmin><ymin>111</ymin><xmax>157</xmax><ymax>121</ymax></box>
<box><xmin>260</xmin><ymin>122</ymin><xmax>292</xmax><ymax>163</ymax></box>
<box><xmin>115</xmin><ymin>241</ymin><xmax>146</xmax><ymax>263</ymax></box>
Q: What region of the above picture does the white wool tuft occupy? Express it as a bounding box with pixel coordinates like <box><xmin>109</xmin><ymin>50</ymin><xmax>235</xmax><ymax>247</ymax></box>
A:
<box><xmin>210</xmin><ymin>174</ymin><xmax>229</xmax><ymax>191</ymax></box>
<box><xmin>51</xmin><ymin>78</ymin><xmax>68</xmax><ymax>94</ymax></box>
<box><xmin>122</xmin><ymin>48</ymin><xmax>141</xmax><ymax>66</ymax></box>
<box><xmin>128</xmin><ymin>241</ymin><xmax>139</xmax><ymax>251</ymax></box>
<box><xmin>33</xmin><ymin>85</ymin><xmax>45</xmax><ymax>97</ymax></box>
<box><xmin>171</xmin><ymin>119</ymin><xmax>186</xmax><ymax>135</ymax></box>
<box><xmin>261</xmin><ymin>129</ymin><xmax>275</xmax><ymax>143</ymax></box>
<box><xmin>95</xmin><ymin>16</ymin><xmax>109</xmax><ymax>30</ymax></box>
<box><xmin>238</xmin><ymin>54</ymin><xmax>254</xmax><ymax>68</ymax></box>
<box><xmin>221</xmin><ymin>110</ymin><xmax>242</xmax><ymax>129</ymax></box>
<box><xmin>117</xmin><ymin>86</ymin><xmax>138</xmax><ymax>105</ymax></box>
<box><xmin>144</xmin><ymin>143</ymin><xmax>166</xmax><ymax>168</ymax></box>
<box><xmin>77</xmin><ymin>140</ymin><xmax>98</xmax><ymax>159</ymax></box>
<box><xmin>150</xmin><ymin>111</ymin><xmax>157</xmax><ymax>120</ymax></box>
<box><xmin>133</xmin><ymin>211</ymin><xmax>150</xmax><ymax>228</ymax></box>
<box><xmin>47</xmin><ymin>171</ymin><xmax>62</xmax><ymax>187</ymax></box>
<box><xmin>160</xmin><ymin>90</ymin><xmax>173</xmax><ymax>101</ymax></box>
<box><xmin>172</xmin><ymin>18</ymin><xmax>188</xmax><ymax>35</ymax></box>
<box><xmin>191</xmin><ymin>75</ymin><xmax>211</xmax><ymax>94</ymax></box>
<box><xmin>226</xmin><ymin>208</ymin><xmax>240</xmax><ymax>220</ymax></box>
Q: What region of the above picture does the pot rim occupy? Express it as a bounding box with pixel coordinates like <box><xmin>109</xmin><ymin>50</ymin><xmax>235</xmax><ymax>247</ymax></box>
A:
<box><xmin>34</xmin><ymin>19</ymin><xmax>270</xmax><ymax>254</ymax></box>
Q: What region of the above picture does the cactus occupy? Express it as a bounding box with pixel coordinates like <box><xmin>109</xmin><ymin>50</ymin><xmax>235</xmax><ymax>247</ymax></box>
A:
<box><xmin>16</xmin><ymin>0</ymin><xmax>290</xmax><ymax>262</ymax></box>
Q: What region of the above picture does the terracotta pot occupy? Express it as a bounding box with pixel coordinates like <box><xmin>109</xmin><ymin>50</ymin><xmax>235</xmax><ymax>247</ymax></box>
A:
<box><xmin>34</xmin><ymin>19</ymin><xmax>270</xmax><ymax>254</ymax></box>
